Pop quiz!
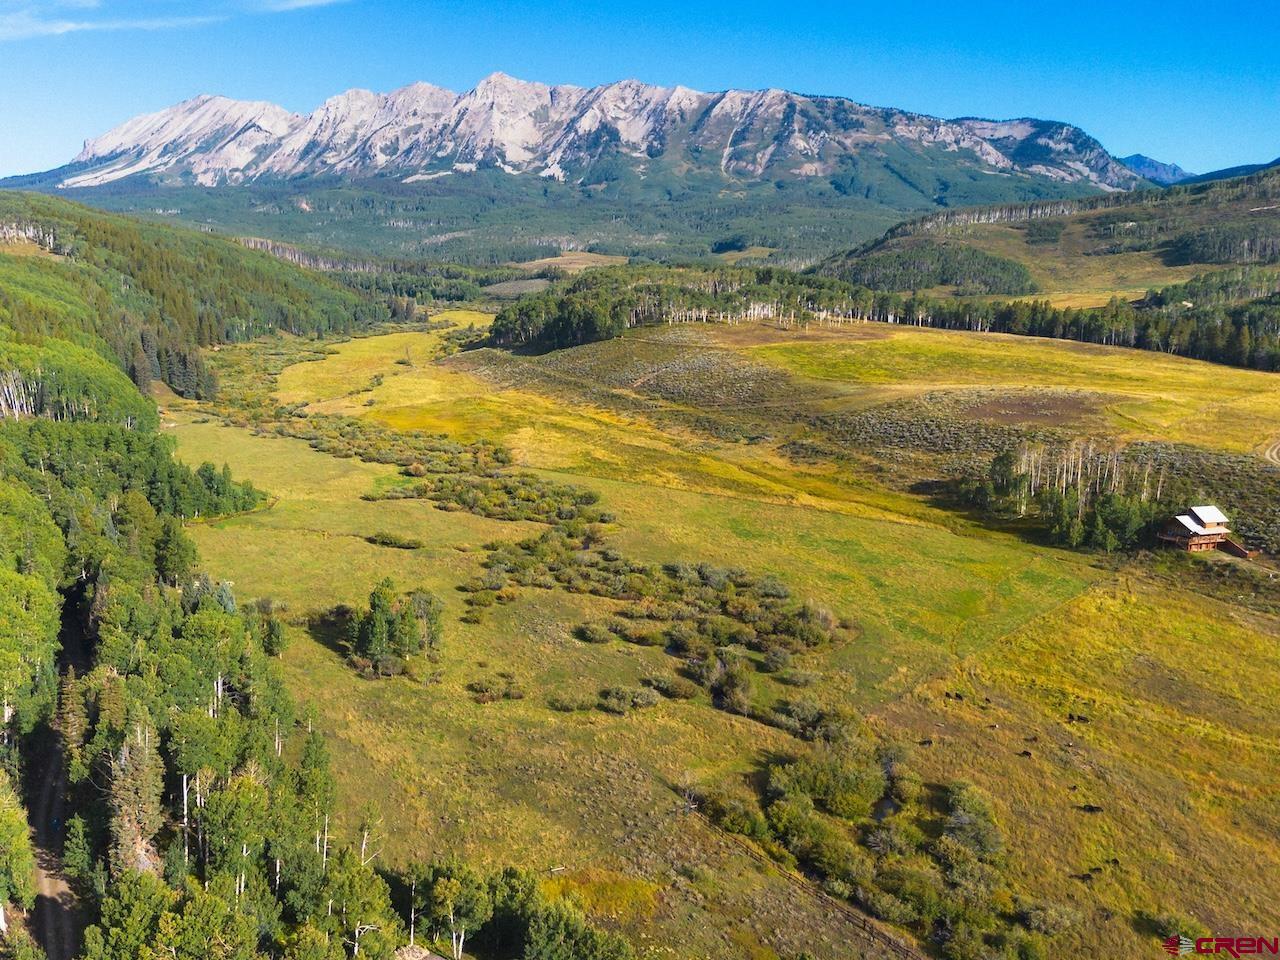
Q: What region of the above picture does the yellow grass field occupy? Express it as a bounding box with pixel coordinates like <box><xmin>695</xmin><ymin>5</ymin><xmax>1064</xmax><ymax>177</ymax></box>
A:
<box><xmin>740</xmin><ymin>324</ymin><xmax>1280</xmax><ymax>454</ymax></box>
<box><xmin>0</xmin><ymin>240</ymin><xmax>61</xmax><ymax>259</ymax></box>
<box><xmin>932</xmin><ymin>217</ymin><xmax>1205</xmax><ymax>300</ymax></box>
<box><xmin>515</xmin><ymin>251</ymin><xmax>629</xmax><ymax>273</ymax></box>
<box><xmin>717</xmin><ymin>246</ymin><xmax>776</xmax><ymax>265</ymax></box>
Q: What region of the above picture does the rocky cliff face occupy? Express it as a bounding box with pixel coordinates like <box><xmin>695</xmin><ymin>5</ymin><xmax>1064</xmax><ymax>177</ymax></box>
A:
<box><xmin>57</xmin><ymin>73</ymin><xmax>1144</xmax><ymax>192</ymax></box>
<box><xmin>70</xmin><ymin>95</ymin><xmax>302</xmax><ymax>187</ymax></box>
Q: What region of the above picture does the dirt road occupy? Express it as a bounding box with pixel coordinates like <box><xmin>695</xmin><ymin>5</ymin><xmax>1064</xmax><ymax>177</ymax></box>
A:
<box><xmin>31</xmin><ymin>742</ymin><xmax>77</xmax><ymax>960</ymax></box>
<box><xmin>29</xmin><ymin>601</ymin><xmax>89</xmax><ymax>960</ymax></box>
<box><xmin>1264</xmin><ymin>437</ymin><xmax>1280</xmax><ymax>466</ymax></box>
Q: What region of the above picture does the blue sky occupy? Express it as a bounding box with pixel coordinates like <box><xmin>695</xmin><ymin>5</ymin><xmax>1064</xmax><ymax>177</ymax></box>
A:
<box><xmin>0</xmin><ymin>0</ymin><xmax>1276</xmax><ymax>177</ymax></box>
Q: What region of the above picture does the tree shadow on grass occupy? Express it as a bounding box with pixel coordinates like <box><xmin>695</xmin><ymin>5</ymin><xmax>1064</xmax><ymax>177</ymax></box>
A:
<box><xmin>1130</xmin><ymin>910</ymin><xmax>1170</xmax><ymax>940</ymax></box>
<box><xmin>306</xmin><ymin>605</ymin><xmax>356</xmax><ymax>658</ymax></box>
<box><xmin>912</xmin><ymin>478</ymin><xmax>1062</xmax><ymax>549</ymax></box>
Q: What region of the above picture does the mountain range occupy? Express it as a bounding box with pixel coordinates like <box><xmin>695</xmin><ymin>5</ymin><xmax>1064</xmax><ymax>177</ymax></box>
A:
<box><xmin>1118</xmin><ymin>153</ymin><xmax>1194</xmax><ymax>185</ymax></box>
<box><xmin>35</xmin><ymin>73</ymin><xmax>1145</xmax><ymax>192</ymax></box>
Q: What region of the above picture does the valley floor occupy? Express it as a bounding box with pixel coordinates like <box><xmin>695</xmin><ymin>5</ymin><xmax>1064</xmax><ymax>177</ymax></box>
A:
<box><xmin>171</xmin><ymin>319</ymin><xmax>1280</xmax><ymax>959</ymax></box>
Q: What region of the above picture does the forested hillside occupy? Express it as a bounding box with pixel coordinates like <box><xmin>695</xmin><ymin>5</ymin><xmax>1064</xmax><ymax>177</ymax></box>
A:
<box><xmin>47</xmin><ymin>156</ymin><xmax>1100</xmax><ymax>266</ymax></box>
<box><xmin>23</xmin><ymin>401</ymin><xmax>627</xmax><ymax>960</ymax></box>
<box><xmin>0</xmin><ymin>193</ymin><xmax>381</xmax><ymax>397</ymax></box>
<box><xmin>816</xmin><ymin>166</ymin><xmax>1280</xmax><ymax>298</ymax></box>
<box><xmin>491</xmin><ymin>263</ymin><xmax>1280</xmax><ymax>371</ymax></box>
<box><xmin>489</xmin><ymin>170</ymin><xmax>1280</xmax><ymax>369</ymax></box>
<box><xmin>867</xmin><ymin>165</ymin><xmax>1280</xmax><ymax>247</ymax></box>
<box><xmin>817</xmin><ymin>239</ymin><xmax>1038</xmax><ymax>296</ymax></box>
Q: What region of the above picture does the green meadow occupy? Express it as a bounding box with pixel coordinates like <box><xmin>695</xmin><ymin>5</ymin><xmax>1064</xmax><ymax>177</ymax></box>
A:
<box><xmin>172</xmin><ymin>319</ymin><xmax>1280</xmax><ymax>959</ymax></box>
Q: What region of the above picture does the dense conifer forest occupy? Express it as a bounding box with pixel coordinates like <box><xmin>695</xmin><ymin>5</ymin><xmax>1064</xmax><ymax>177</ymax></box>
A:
<box><xmin>815</xmin><ymin>240</ymin><xmax>1038</xmax><ymax>296</ymax></box>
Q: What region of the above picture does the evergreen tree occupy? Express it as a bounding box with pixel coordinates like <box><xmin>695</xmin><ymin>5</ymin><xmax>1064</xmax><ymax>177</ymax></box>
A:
<box><xmin>295</xmin><ymin>729</ymin><xmax>335</xmax><ymax>862</ymax></box>
<box><xmin>353</xmin><ymin>579</ymin><xmax>398</xmax><ymax>665</ymax></box>
<box><xmin>108</xmin><ymin>714</ymin><xmax>164</xmax><ymax>876</ymax></box>
<box><xmin>262</xmin><ymin>615</ymin><xmax>286</xmax><ymax>657</ymax></box>
<box><xmin>156</xmin><ymin>517</ymin><xmax>196</xmax><ymax>586</ymax></box>
<box><xmin>63</xmin><ymin>815</ymin><xmax>94</xmax><ymax>897</ymax></box>
<box><xmin>57</xmin><ymin>668</ymin><xmax>88</xmax><ymax>782</ymax></box>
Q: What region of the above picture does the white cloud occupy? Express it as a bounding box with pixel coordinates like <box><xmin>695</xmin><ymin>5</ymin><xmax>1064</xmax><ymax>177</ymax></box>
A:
<box><xmin>0</xmin><ymin>9</ymin><xmax>219</xmax><ymax>39</ymax></box>
<box><xmin>0</xmin><ymin>0</ymin><xmax>348</xmax><ymax>41</ymax></box>
<box><xmin>256</xmin><ymin>0</ymin><xmax>350</xmax><ymax>9</ymax></box>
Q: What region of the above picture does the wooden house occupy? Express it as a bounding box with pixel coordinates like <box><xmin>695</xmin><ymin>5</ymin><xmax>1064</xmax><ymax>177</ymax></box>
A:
<box><xmin>1158</xmin><ymin>505</ymin><xmax>1250</xmax><ymax>554</ymax></box>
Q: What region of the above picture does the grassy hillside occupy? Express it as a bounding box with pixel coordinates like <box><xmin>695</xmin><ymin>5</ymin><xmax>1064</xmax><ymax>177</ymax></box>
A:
<box><xmin>742</xmin><ymin>324</ymin><xmax>1280</xmax><ymax>453</ymax></box>
<box><xmin>819</xmin><ymin>166</ymin><xmax>1280</xmax><ymax>304</ymax></box>
<box><xmin>169</xmin><ymin>315</ymin><xmax>1280</xmax><ymax>959</ymax></box>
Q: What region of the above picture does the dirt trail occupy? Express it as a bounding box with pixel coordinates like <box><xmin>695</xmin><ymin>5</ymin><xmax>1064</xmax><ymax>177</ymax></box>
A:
<box><xmin>29</xmin><ymin>599</ymin><xmax>89</xmax><ymax>960</ymax></box>
<box><xmin>1264</xmin><ymin>437</ymin><xmax>1280</xmax><ymax>466</ymax></box>
<box><xmin>31</xmin><ymin>746</ymin><xmax>77</xmax><ymax>960</ymax></box>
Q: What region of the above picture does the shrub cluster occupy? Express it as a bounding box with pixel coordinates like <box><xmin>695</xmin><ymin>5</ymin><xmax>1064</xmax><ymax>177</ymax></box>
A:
<box><xmin>293</xmin><ymin>413</ymin><xmax>507</xmax><ymax>474</ymax></box>
<box><xmin>705</xmin><ymin>745</ymin><xmax>1065</xmax><ymax>960</ymax></box>
<box><xmin>641</xmin><ymin>674</ymin><xmax>700</xmax><ymax>700</ymax></box>
<box><xmin>597</xmin><ymin>685</ymin><xmax>659</xmax><ymax>715</ymax></box>
<box><xmin>365</xmin><ymin>531</ymin><xmax>424</xmax><ymax>549</ymax></box>
<box><xmin>475</xmin><ymin>528</ymin><xmax>851</xmax><ymax>720</ymax></box>
<box><xmin>546</xmin><ymin>691</ymin><xmax>597</xmax><ymax>713</ymax></box>
<box><xmin>375</xmin><ymin>472</ymin><xmax>606</xmax><ymax>525</ymax></box>
<box><xmin>468</xmin><ymin>672</ymin><xmax>526</xmax><ymax>703</ymax></box>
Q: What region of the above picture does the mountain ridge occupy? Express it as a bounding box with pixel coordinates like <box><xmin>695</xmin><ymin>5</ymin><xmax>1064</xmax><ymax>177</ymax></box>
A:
<box><xmin>40</xmin><ymin>72</ymin><xmax>1144</xmax><ymax>192</ymax></box>
<box><xmin>1119</xmin><ymin>153</ymin><xmax>1194</xmax><ymax>185</ymax></box>
<box><xmin>1184</xmin><ymin>155</ymin><xmax>1280</xmax><ymax>184</ymax></box>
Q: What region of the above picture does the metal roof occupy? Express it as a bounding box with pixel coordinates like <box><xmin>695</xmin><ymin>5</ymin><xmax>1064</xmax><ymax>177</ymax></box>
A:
<box><xmin>1174</xmin><ymin>515</ymin><xmax>1207</xmax><ymax>535</ymax></box>
<box><xmin>1190</xmin><ymin>505</ymin><xmax>1229</xmax><ymax>526</ymax></box>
